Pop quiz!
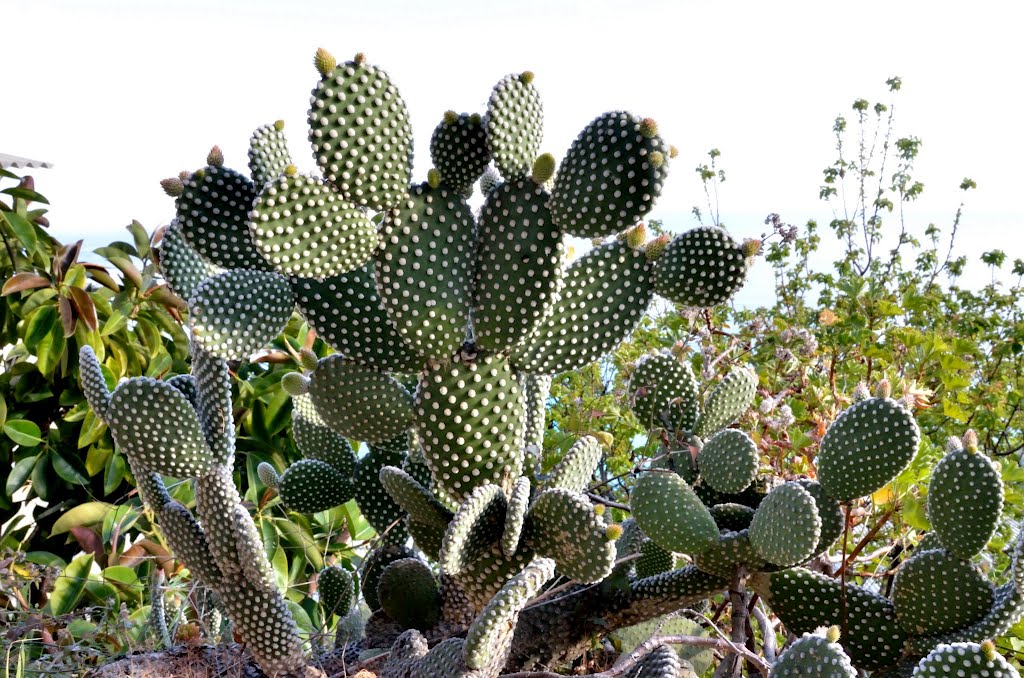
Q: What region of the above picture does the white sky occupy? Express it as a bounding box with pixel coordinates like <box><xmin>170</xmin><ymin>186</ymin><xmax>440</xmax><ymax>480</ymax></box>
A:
<box><xmin>4</xmin><ymin>0</ymin><xmax>1023</xmax><ymax>307</ymax></box>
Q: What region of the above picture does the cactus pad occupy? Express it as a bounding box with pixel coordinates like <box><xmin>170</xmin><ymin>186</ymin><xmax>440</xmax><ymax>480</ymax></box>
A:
<box><xmin>250</xmin><ymin>172</ymin><xmax>378</xmax><ymax>279</ymax></box>
<box><xmin>156</xmin><ymin>219</ymin><xmax>222</xmax><ymax>301</ymax></box>
<box><xmin>278</xmin><ymin>459</ymin><xmax>355</xmax><ymax>513</ymax></box>
<box><xmin>913</xmin><ymin>641</ymin><xmax>1019</xmax><ymax>677</ymax></box>
<box><xmin>693</xmin><ymin>529</ymin><xmax>765</xmax><ymax>579</ymax></box>
<box><xmin>696</xmin><ymin>429</ymin><xmax>758</xmax><ymax>494</ymax></box>
<box><xmin>188</xmin><ymin>270</ymin><xmax>294</xmax><ymax>361</ymax></box>
<box><xmin>379</xmin><ymin>465</ymin><xmax>453</xmax><ymax>529</ymax></box>
<box><xmin>502</xmin><ymin>477</ymin><xmax>531</xmax><ymax>557</ymax></box>
<box><xmin>354</xmin><ymin>438</ymin><xmax>409</xmax><ymax>538</ymax></box>
<box><xmin>308</xmin><ymin>56</ymin><xmax>412</xmax><ymax>211</ymax></box>
<box><xmin>176</xmin><ymin>165</ymin><xmax>268</xmax><ymax>270</ymax></box>
<box><xmin>318</xmin><ymin>565</ymin><xmax>354</xmax><ymax>616</ymax></box>
<box><xmin>816</xmin><ymin>397</ymin><xmax>921</xmax><ymax>501</ymax></box>
<box><xmin>361</xmin><ymin>544</ymin><xmax>418</xmax><ymax>611</ymax></box>
<box><xmin>416</xmin><ymin>355</ymin><xmax>525</xmax><ymax>502</ymax></box>
<box><xmin>549</xmin><ymin>111</ymin><xmax>671</xmax><ymax>238</ymax></box>
<box><xmin>543</xmin><ymin>435</ymin><xmax>603</xmax><ymax>493</ymax></box>
<box><xmin>474</xmin><ymin>177</ymin><xmax>565</xmax><ymax>351</ymax></box>
<box><xmin>511</xmin><ymin>240</ymin><xmax>655</xmax><ymax>375</ymax></box>
<box><xmin>652</xmin><ymin>227</ymin><xmax>749</xmax><ymax>307</ymax></box>
<box><xmin>430</xmin><ymin>111</ymin><xmax>491</xmax><ymax>195</ymax></box>
<box><xmin>291</xmin><ymin>393</ymin><xmax>356</xmax><ymax>476</ymax></box>
<box><xmin>410</xmin><ymin>637</ymin><xmax>471</xmax><ymax>678</ymax></box>
<box><xmin>927</xmin><ymin>445</ymin><xmax>1004</xmax><ymax>559</ymax></box>
<box><xmin>308</xmin><ymin>355</ymin><xmax>414</xmax><ymax>443</ymax></box>
<box><xmin>635</xmin><ymin>539</ymin><xmax>676</xmax><ymax>579</ymax></box>
<box><xmin>256</xmin><ymin>462</ymin><xmax>280</xmax><ymax>490</ymax></box>
<box><xmin>292</xmin><ymin>264</ymin><xmax>422</xmax><ymax>373</ymax></box>
<box><xmin>521</xmin><ymin>372</ymin><xmax>552</xmax><ymax>459</ymax></box>
<box><xmin>629</xmin><ymin>350</ymin><xmax>700</xmax><ymax>428</ymax></box>
<box><xmin>376</xmin><ymin>181</ymin><xmax>476</xmax><ymax>360</ymax></box>
<box><xmin>692</xmin><ymin>366</ymin><xmax>758</xmax><ymax>438</ymax></box>
<box><xmin>632</xmin><ymin>471</ymin><xmax>719</xmax><ymax>557</ymax></box>
<box><xmin>748</xmin><ymin>481</ymin><xmax>821</xmax><ymax>567</ymax></box>
<box><xmin>771</xmin><ymin>629</ymin><xmax>857</xmax><ymax>677</ymax></box>
<box><xmin>795</xmin><ymin>478</ymin><xmax>845</xmax><ymax>557</ymax></box>
<box><xmin>525</xmin><ymin>489</ymin><xmax>616</xmax><ymax>583</ymax></box>
<box><xmin>248</xmin><ymin>121</ymin><xmax>292</xmax><ymax>187</ymax></box>
<box><xmin>377</xmin><ymin>558</ymin><xmax>442</xmax><ymax>631</ymax></box>
<box><xmin>892</xmin><ymin>548</ymin><xmax>994</xmax><ymax>636</ymax></box>
<box><xmin>708</xmin><ymin>502</ymin><xmax>756</xmax><ymax>532</ymax></box>
<box><xmin>439</xmin><ymin>484</ymin><xmax>507</xmax><ymax>576</ymax></box>
<box><xmin>485</xmin><ymin>72</ymin><xmax>543</xmax><ymax>180</ymax></box>
<box><xmin>907</xmin><ymin>581</ymin><xmax>1024</xmax><ymax>655</ymax></box>
<box><xmin>79</xmin><ymin>346</ymin><xmax>111</xmax><ymax>421</ymax></box>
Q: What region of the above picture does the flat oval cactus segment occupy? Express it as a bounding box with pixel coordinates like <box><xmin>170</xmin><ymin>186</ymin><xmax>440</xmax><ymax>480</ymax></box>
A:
<box><xmin>816</xmin><ymin>397</ymin><xmax>921</xmax><ymax>502</ymax></box>
<box><xmin>543</xmin><ymin>435</ymin><xmax>603</xmax><ymax>494</ymax></box>
<box><xmin>439</xmin><ymin>484</ymin><xmax>507</xmax><ymax>576</ymax></box>
<box><xmin>622</xmin><ymin>644</ymin><xmax>683</xmax><ymax>678</ymax></box>
<box><xmin>318</xmin><ymin>564</ymin><xmax>355</xmax><ymax>617</ymax></box>
<box><xmin>693</xmin><ymin>529</ymin><xmax>765</xmax><ymax>579</ymax></box>
<box><xmin>248</xmin><ymin>121</ymin><xmax>292</xmax><ymax>187</ymax></box>
<box><xmin>411</xmin><ymin>637</ymin><xmax>470</xmax><ymax>677</ymax></box>
<box><xmin>308</xmin><ymin>355</ymin><xmax>414</xmax><ymax>443</ymax></box>
<box><xmin>79</xmin><ymin>345</ymin><xmax>111</xmax><ymax>420</ymax></box>
<box><xmin>308</xmin><ymin>56</ymin><xmax>412</xmax><ymax>211</ymax></box>
<box><xmin>927</xmin><ymin>445</ymin><xmax>1004</xmax><ymax>559</ymax></box>
<box><xmin>188</xmin><ymin>269</ymin><xmax>294</xmax><ymax>361</ymax></box>
<box><xmin>893</xmin><ymin>548</ymin><xmax>994</xmax><ymax>636</ymax></box>
<box><xmin>156</xmin><ymin>219</ymin><xmax>222</xmax><ymax>301</ymax></box>
<box><xmin>486</xmin><ymin>72</ymin><xmax>543</xmax><ymax>181</ymax></box>
<box><xmin>652</xmin><ymin>226</ymin><xmax>749</xmax><ymax>307</ymax></box>
<box><xmin>520</xmin><ymin>372</ymin><xmax>552</xmax><ymax>458</ymax></box>
<box><xmin>292</xmin><ymin>265</ymin><xmax>423</xmax><ymax>374</ymax></box>
<box><xmin>748</xmin><ymin>481</ymin><xmax>821</xmax><ymax>568</ymax></box>
<box><xmin>771</xmin><ymin>631</ymin><xmax>857</xmax><ymax>678</ymax></box>
<box><xmin>250</xmin><ymin>172</ymin><xmax>378</xmax><ymax>279</ymax></box>
<box><xmin>634</xmin><ymin>538</ymin><xmax>675</xmax><ymax>579</ymax></box>
<box><xmin>360</xmin><ymin>543</ymin><xmax>418</xmax><ymax>611</ymax></box>
<box><xmin>501</xmin><ymin>477</ymin><xmax>531</xmax><ymax>557</ymax></box>
<box><xmin>549</xmin><ymin>111</ymin><xmax>670</xmax><ymax>239</ymax></box>
<box><xmin>913</xmin><ymin>641</ymin><xmax>1020</xmax><ymax>678</ymax></box>
<box><xmin>279</xmin><ymin>458</ymin><xmax>355</xmax><ymax>513</ymax></box>
<box><xmin>377</xmin><ymin>558</ymin><xmax>442</xmax><ymax>631</ymax></box>
<box><xmin>708</xmin><ymin>502</ymin><xmax>756</xmax><ymax>532</ymax></box>
<box><xmin>108</xmin><ymin>378</ymin><xmax>216</xmax><ymax>478</ymax></box>
<box><xmin>354</xmin><ymin>436</ymin><xmax>410</xmax><ymax>539</ymax></box>
<box><xmin>376</xmin><ymin>182</ymin><xmax>476</xmax><ymax>360</ymax></box>
<box><xmin>794</xmin><ymin>478</ymin><xmax>844</xmax><ymax>557</ymax></box>
<box><xmin>696</xmin><ymin>429</ymin><xmax>758</xmax><ymax>495</ymax></box>
<box><xmin>907</xmin><ymin>581</ymin><xmax>1024</xmax><ymax>656</ymax></box>
<box><xmin>631</xmin><ymin>471</ymin><xmax>719</xmax><ymax>557</ymax></box>
<box><xmin>406</xmin><ymin>516</ymin><xmax>446</xmax><ymax>561</ymax></box>
<box><xmin>511</xmin><ymin>239</ymin><xmax>655</xmax><ymax>375</ymax></box>
<box><xmin>379</xmin><ymin>465</ymin><xmax>453</xmax><ymax>529</ymax></box>
<box><xmin>474</xmin><ymin>177</ymin><xmax>565</xmax><ymax>352</ymax></box>
<box><xmin>176</xmin><ymin>164</ymin><xmax>269</xmax><ymax>270</ymax></box>
<box><xmin>456</xmin><ymin>540</ymin><xmax>537</xmax><ymax>614</ymax></box>
<box><xmin>692</xmin><ymin>366</ymin><xmax>758</xmax><ymax>438</ymax></box>
<box><xmin>524</xmin><ymin>489</ymin><xmax>616</xmax><ymax>583</ymax></box>
<box><xmin>291</xmin><ymin>393</ymin><xmax>356</xmax><ymax>476</ymax></box>
<box><xmin>416</xmin><ymin>355</ymin><xmax>525</xmax><ymax>503</ymax></box>
<box><xmin>430</xmin><ymin>111</ymin><xmax>491</xmax><ymax>195</ymax></box>
<box><xmin>628</xmin><ymin>350</ymin><xmax>700</xmax><ymax>428</ymax></box>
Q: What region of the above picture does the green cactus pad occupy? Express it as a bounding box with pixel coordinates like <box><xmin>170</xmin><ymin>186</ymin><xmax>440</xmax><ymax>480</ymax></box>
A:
<box><xmin>250</xmin><ymin>172</ymin><xmax>378</xmax><ymax>279</ymax></box>
<box><xmin>108</xmin><ymin>378</ymin><xmax>216</xmax><ymax>478</ymax></box>
<box><xmin>771</xmin><ymin>630</ymin><xmax>857</xmax><ymax>677</ymax></box>
<box><xmin>278</xmin><ymin>459</ymin><xmax>355</xmax><ymax>513</ymax></box>
<box><xmin>692</xmin><ymin>366</ymin><xmax>758</xmax><ymax>438</ymax></box>
<box><xmin>464</xmin><ymin>558</ymin><xmax>556</xmax><ymax>671</ymax></box>
<box><xmin>318</xmin><ymin>565</ymin><xmax>355</xmax><ymax>616</ymax></box>
<box><xmin>157</xmin><ymin>501</ymin><xmax>221</xmax><ymax>584</ymax></box>
<box><xmin>794</xmin><ymin>478</ymin><xmax>845</xmax><ymax>557</ymax></box>
<box><xmin>456</xmin><ymin>540</ymin><xmax>536</xmax><ymax>614</ymax></box>
<box><xmin>696</xmin><ymin>429</ymin><xmax>758</xmax><ymax>494</ymax></box>
<box><xmin>750</xmin><ymin>567</ymin><xmax>906</xmax><ymax>670</ymax></box>
<box><xmin>292</xmin><ymin>265</ymin><xmax>422</xmax><ymax>374</ymax></box>
<box><xmin>652</xmin><ymin>226</ymin><xmax>749</xmax><ymax>307</ymax></box>
<box><xmin>479</xmin><ymin>166</ymin><xmax>501</xmax><ymax>196</ymax></box>
<box><xmin>629</xmin><ymin>565</ymin><xmax>728</xmax><ymax>609</ymax></box>
<box><xmin>291</xmin><ymin>394</ymin><xmax>356</xmax><ymax>476</ymax></box>
<box><xmin>79</xmin><ymin>346</ymin><xmax>111</xmax><ymax>421</ymax></box>
<box><xmin>521</xmin><ymin>372</ymin><xmax>552</xmax><ymax>460</ymax></box>
<box><xmin>549</xmin><ymin>111</ymin><xmax>671</xmax><ymax>238</ymax></box>
<box><xmin>748</xmin><ymin>481</ymin><xmax>821</xmax><ymax>567</ymax></box>
<box><xmin>816</xmin><ymin>396</ymin><xmax>921</xmax><ymax>501</ymax></box>
<box><xmin>164</xmin><ymin>374</ymin><xmax>198</xmax><ymax>409</ymax></box>
<box><xmin>406</xmin><ymin>517</ymin><xmax>445</xmax><ymax>561</ymax></box>
<box><xmin>927</xmin><ymin>446</ymin><xmax>1004</xmax><ymax>559</ymax></box>
<box><xmin>635</xmin><ymin>539</ymin><xmax>675</xmax><ymax>579</ymax></box>
<box><xmin>257</xmin><ymin>462</ymin><xmax>280</xmax><ymax>490</ymax></box>
<box><xmin>410</xmin><ymin>637</ymin><xmax>471</xmax><ymax>678</ymax></box>
<box><xmin>191</xmin><ymin>349</ymin><xmax>235</xmax><ymax>464</ymax></box>
<box><xmin>156</xmin><ymin>219</ymin><xmax>221</xmax><ymax>301</ymax></box>
<box><xmin>379</xmin><ymin>465</ymin><xmax>453</xmax><ymax>529</ymax></box>
<box><xmin>354</xmin><ymin>438</ymin><xmax>409</xmax><ymax>539</ymax></box>
<box><xmin>308</xmin><ymin>355</ymin><xmax>414</xmax><ymax>443</ymax></box>
<box><xmin>628</xmin><ymin>351</ymin><xmax>700</xmax><ymax>429</ymax></box>
<box><xmin>381</xmin><ymin>629</ymin><xmax>428</xmax><ymax>676</ymax></box>
<box><xmin>708</xmin><ymin>503</ymin><xmax>756</xmax><ymax>532</ymax></box>
<box><xmin>650</xmin><ymin>448</ymin><xmax>699</xmax><ymax>486</ymax></box>
<box><xmin>692</xmin><ymin>529</ymin><xmax>765</xmax><ymax>579</ymax></box>
<box><xmin>892</xmin><ymin>548</ymin><xmax>994</xmax><ymax>636</ymax></box>
<box><xmin>502</xmin><ymin>477</ymin><xmax>531</xmax><ymax>557</ymax></box>
<box><xmin>361</xmin><ymin>544</ymin><xmax>418</xmax><ymax>611</ymax></box>
<box><xmin>416</xmin><ymin>354</ymin><xmax>525</xmax><ymax>502</ymax></box>
<box><xmin>913</xmin><ymin>642</ymin><xmax>1020</xmax><ymax>677</ymax></box>
<box><xmin>695</xmin><ymin>473</ymin><xmax>774</xmax><ymax>510</ymax></box>
<box><xmin>308</xmin><ymin>57</ymin><xmax>412</xmax><ymax>211</ymax></box>
<box><xmin>613</xmin><ymin>618</ymin><xmax>711</xmax><ymax>676</ymax></box>
<box><xmin>188</xmin><ymin>269</ymin><xmax>294</xmax><ymax>361</ymax></box>
<box><xmin>632</xmin><ymin>471</ymin><xmax>719</xmax><ymax>557</ymax></box>
<box><xmin>474</xmin><ymin>177</ymin><xmax>565</xmax><ymax>352</ymax></box>
<box><xmin>248</xmin><ymin>121</ymin><xmax>292</xmax><ymax>187</ymax></box>
<box><xmin>430</xmin><ymin>112</ymin><xmax>491</xmax><ymax>194</ymax></box>
<box><xmin>524</xmin><ymin>489</ymin><xmax>616</xmax><ymax>583</ymax></box>
<box><xmin>439</xmin><ymin>484</ymin><xmax>507</xmax><ymax>576</ymax></box>
<box><xmin>485</xmin><ymin>73</ymin><xmax>543</xmax><ymax>180</ymax></box>
<box><xmin>511</xmin><ymin>240</ymin><xmax>655</xmax><ymax>375</ymax></box>
<box><xmin>176</xmin><ymin>164</ymin><xmax>268</xmax><ymax>270</ymax></box>
<box><xmin>907</xmin><ymin>581</ymin><xmax>1024</xmax><ymax>655</ymax></box>
<box><xmin>543</xmin><ymin>435</ymin><xmax>603</xmax><ymax>493</ymax></box>
<box><xmin>377</xmin><ymin>557</ymin><xmax>442</xmax><ymax>631</ymax></box>
<box><xmin>376</xmin><ymin>181</ymin><xmax>476</xmax><ymax>360</ymax></box>
<box><xmin>623</xmin><ymin>644</ymin><xmax>685</xmax><ymax>678</ymax></box>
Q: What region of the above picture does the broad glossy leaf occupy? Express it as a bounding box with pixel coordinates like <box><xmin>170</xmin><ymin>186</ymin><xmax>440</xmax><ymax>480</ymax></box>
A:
<box><xmin>4</xmin><ymin>420</ymin><xmax>42</xmax><ymax>447</ymax></box>
<box><xmin>51</xmin><ymin>501</ymin><xmax>115</xmax><ymax>535</ymax></box>
<box><xmin>48</xmin><ymin>554</ymin><xmax>93</xmax><ymax>615</ymax></box>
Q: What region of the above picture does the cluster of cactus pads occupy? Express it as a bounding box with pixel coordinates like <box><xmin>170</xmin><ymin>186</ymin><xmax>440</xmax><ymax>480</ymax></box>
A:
<box><xmin>77</xmin><ymin>49</ymin><xmax>1024</xmax><ymax>677</ymax></box>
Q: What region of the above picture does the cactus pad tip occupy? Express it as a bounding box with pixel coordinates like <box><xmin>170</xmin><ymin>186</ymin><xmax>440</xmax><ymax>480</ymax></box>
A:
<box><xmin>962</xmin><ymin>428</ymin><xmax>979</xmax><ymax>452</ymax></box>
<box><xmin>649</xmin><ymin>150</ymin><xmax>665</xmax><ymax>168</ymax></box>
<box><xmin>314</xmin><ymin>47</ymin><xmax>336</xmax><ymax>76</ymax></box>
<box><xmin>274</xmin><ymin>119</ymin><xmax>285</xmax><ymax>131</ymax></box>
<box><xmin>825</xmin><ymin>625</ymin><xmax>841</xmax><ymax>643</ymax></box>
<box><xmin>874</xmin><ymin>378</ymin><xmax>892</xmax><ymax>399</ymax></box>
<box><xmin>160</xmin><ymin>177</ymin><xmax>184</xmax><ymax>197</ymax></box>
<box><xmin>281</xmin><ymin>372</ymin><xmax>310</xmax><ymax>397</ymax></box>
<box><xmin>469</xmin><ymin>112</ymin><xmax>482</xmax><ymax>125</ymax></box>
<box><xmin>206</xmin><ymin>146</ymin><xmax>224</xmax><ymax>167</ymax></box>
<box><xmin>519</xmin><ymin>70</ymin><xmax>535</xmax><ymax>85</ymax></box>
<box><xmin>594</xmin><ymin>504</ymin><xmax>606</xmax><ymax>516</ymax></box>
<box><xmin>741</xmin><ymin>238</ymin><xmax>763</xmax><ymax>258</ymax></box>
<box><xmin>644</xmin><ymin>233</ymin><xmax>672</xmax><ymax>261</ymax></box>
<box><xmin>353</xmin><ymin>52</ymin><xmax>366</xmax><ymax>65</ymax></box>
<box><xmin>606</xmin><ymin>523</ymin><xmax>624</xmax><ymax>541</ymax></box>
<box><xmin>621</xmin><ymin>222</ymin><xmax>648</xmax><ymax>250</ymax></box>
<box><xmin>531</xmin><ymin>152</ymin><xmax>557</xmax><ymax>185</ymax></box>
<box><xmin>443</xmin><ymin>110</ymin><xmax>459</xmax><ymax>125</ymax></box>
<box><xmin>639</xmin><ymin>117</ymin><xmax>659</xmax><ymax>138</ymax></box>
<box><xmin>668</xmin><ymin>144</ymin><xmax>680</xmax><ymax>159</ymax></box>
<box><xmin>426</xmin><ymin>168</ymin><xmax>442</xmax><ymax>189</ymax></box>
<box><xmin>299</xmin><ymin>348</ymin><xmax>319</xmax><ymax>372</ymax></box>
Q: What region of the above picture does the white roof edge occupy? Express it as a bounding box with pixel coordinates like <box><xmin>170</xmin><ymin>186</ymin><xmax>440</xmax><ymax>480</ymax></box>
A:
<box><xmin>0</xmin><ymin>153</ymin><xmax>54</xmax><ymax>169</ymax></box>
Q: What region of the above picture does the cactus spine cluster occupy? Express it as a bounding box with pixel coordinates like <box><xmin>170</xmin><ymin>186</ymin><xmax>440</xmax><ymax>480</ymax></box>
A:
<box><xmin>79</xmin><ymin>48</ymin><xmax>1024</xmax><ymax>678</ymax></box>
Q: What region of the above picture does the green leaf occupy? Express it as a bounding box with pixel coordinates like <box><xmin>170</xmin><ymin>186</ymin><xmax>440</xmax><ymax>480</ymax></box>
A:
<box><xmin>24</xmin><ymin>305</ymin><xmax>57</xmax><ymax>352</ymax></box>
<box><xmin>51</xmin><ymin>501</ymin><xmax>115</xmax><ymax>535</ymax></box>
<box><xmin>1</xmin><ymin>211</ymin><xmax>38</xmax><ymax>251</ymax></box>
<box><xmin>941</xmin><ymin>399</ymin><xmax>969</xmax><ymax>423</ymax></box>
<box><xmin>48</xmin><ymin>554</ymin><xmax>94</xmax><ymax>615</ymax></box>
<box><xmin>0</xmin><ymin>395</ymin><xmax>6</xmax><ymax>430</ymax></box>
<box><xmin>102</xmin><ymin>566</ymin><xmax>138</xmax><ymax>587</ymax></box>
<box><xmin>85</xmin><ymin>444</ymin><xmax>112</xmax><ymax>476</ymax></box>
<box><xmin>6</xmin><ymin>455</ymin><xmax>38</xmax><ymax>495</ymax></box>
<box><xmin>36</xmin><ymin>324</ymin><xmax>67</xmax><ymax>377</ymax></box>
<box><xmin>103</xmin><ymin>451</ymin><xmax>127</xmax><ymax>496</ymax></box>
<box><xmin>4</xmin><ymin>420</ymin><xmax>42</xmax><ymax>447</ymax></box>
<box><xmin>51</xmin><ymin>451</ymin><xmax>89</xmax><ymax>485</ymax></box>
<box><xmin>77</xmin><ymin>409</ymin><xmax>107</xmax><ymax>449</ymax></box>
<box><xmin>2</xmin><ymin>187</ymin><xmax>50</xmax><ymax>204</ymax></box>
